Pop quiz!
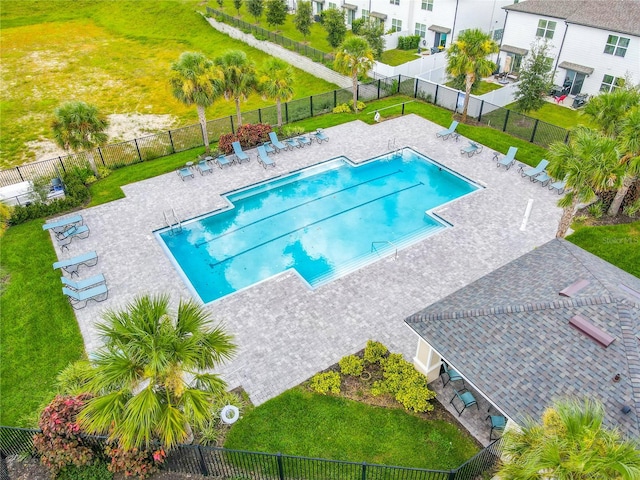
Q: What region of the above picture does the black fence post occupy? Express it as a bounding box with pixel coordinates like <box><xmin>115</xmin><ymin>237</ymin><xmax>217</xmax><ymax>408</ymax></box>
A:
<box><xmin>334</xmin><ymin>90</ymin><xmax>337</xmax><ymax>108</ymax></box>
<box><xmin>285</xmin><ymin>102</ymin><xmax>289</xmax><ymax>124</ymax></box>
<box><xmin>530</xmin><ymin>119</ymin><xmax>539</xmax><ymax>143</ymax></box>
<box><xmin>397</xmin><ymin>74</ymin><xmax>401</xmax><ymax>93</ymax></box>
<box><xmin>230</xmin><ymin>115</ymin><xmax>235</xmax><ymax>134</ymax></box>
<box><xmin>277</xmin><ymin>453</ymin><xmax>285</xmax><ymax>480</ymax></box>
<box><xmin>258</xmin><ymin>108</ymin><xmax>262</xmax><ymax>124</ymax></box>
<box><xmin>402</xmin><ymin>103</ymin><xmax>405</xmax><ymax>115</ymax></box>
<box><xmin>564</xmin><ymin>130</ymin><xmax>570</xmax><ymax>143</ymax></box>
<box><xmin>134</xmin><ymin>139</ymin><xmax>143</xmax><ymax>162</ymax></box>
<box><xmin>414</xmin><ymin>78</ymin><xmax>419</xmax><ymax>98</ymax></box>
<box><xmin>58</xmin><ymin>157</ymin><xmax>66</xmax><ymax>173</ymax></box>
<box><xmin>168</xmin><ymin>130</ymin><xmax>175</xmax><ymax>153</ymax></box>
<box><xmin>503</xmin><ymin>109</ymin><xmax>510</xmax><ymax>132</ymax></box>
<box><xmin>357</xmin><ymin>84</ymin><xmax>360</xmax><ymax>101</ymax></box>
<box><xmin>361</xmin><ymin>462</ymin><xmax>367</xmax><ymax>480</ymax></box>
<box><xmin>478</xmin><ymin>100</ymin><xmax>484</xmax><ymax>122</ymax></box>
<box><xmin>377</xmin><ymin>79</ymin><xmax>381</xmax><ymax>99</ymax></box>
<box><xmin>97</xmin><ymin>147</ymin><xmax>106</xmax><ymax>166</ymax></box>
<box><xmin>448</xmin><ymin>470</ymin><xmax>457</xmax><ymax>480</ymax></box>
<box><xmin>434</xmin><ymin>84</ymin><xmax>439</xmax><ymax>104</ymax></box>
<box><xmin>310</xmin><ymin>96</ymin><xmax>314</xmax><ymax>117</ymax></box>
<box><xmin>196</xmin><ymin>446</ymin><xmax>209</xmax><ymax>476</ymax></box>
<box><xmin>16</xmin><ymin>166</ymin><xmax>24</xmax><ymax>181</ymax></box>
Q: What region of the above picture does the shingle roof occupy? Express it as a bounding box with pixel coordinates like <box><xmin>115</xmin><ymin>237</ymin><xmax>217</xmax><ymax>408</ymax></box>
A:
<box><xmin>504</xmin><ymin>0</ymin><xmax>640</xmax><ymax>37</ymax></box>
<box><xmin>405</xmin><ymin>239</ymin><xmax>640</xmax><ymax>438</ymax></box>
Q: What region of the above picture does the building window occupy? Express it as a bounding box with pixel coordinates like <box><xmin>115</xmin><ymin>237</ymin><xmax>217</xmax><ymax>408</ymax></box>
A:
<box><xmin>421</xmin><ymin>0</ymin><xmax>434</xmax><ymax>11</ymax></box>
<box><xmin>415</xmin><ymin>23</ymin><xmax>427</xmax><ymax>38</ymax></box>
<box><xmin>390</xmin><ymin>0</ymin><xmax>400</xmax><ymax>4</ymax></box>
<box><xmin>600</xmin><ymin>74</ymin><xmax>625</xmax><ymax>92</ymax></box>
<box><xmin>493</xmin><ymin>28</ymin><xmax>503</xmax><ymax>41</ymax></box>
<box><xmin>391</xmin><ymin>19</ymin><xmax>402</xmax><ymax>32</ymax></box>
<box><xmin>536</xmin><ymin>19</ymin><xmax>556</xmax><ymax>39</ymax></box>
<box><xmin>604</xmin><ymin>35</ymin><xmax>629</xmax><ymax>57</ymax></box>
<box><xmin>362</xmin><ymin>9</ymin><xmax>369</xmax><ymax>20</ymax></box>
<box><xmin>328</xmin><ymin>2</ymin><xmax>336</xmax><ymax>8</ymax></box>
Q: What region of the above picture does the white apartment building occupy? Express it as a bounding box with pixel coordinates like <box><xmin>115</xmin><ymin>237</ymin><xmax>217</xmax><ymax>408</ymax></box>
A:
<box><xmin>499</xmin><ymin>0</ymin><xmax>640</xmax><ymax>97</ymax></box>
<box><xmin>287</xmin><ymin>1</ymin><xmax>513</xmax><ymax>51</ymax></box>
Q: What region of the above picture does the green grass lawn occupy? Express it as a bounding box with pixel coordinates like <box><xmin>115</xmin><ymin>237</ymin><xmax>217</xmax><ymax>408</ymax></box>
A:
<box><xmin>0</xmin><ymin>0</ymin><xmax>336</xmax><ymax>168</ymax></box>
<box><xmin>380</xmin><ymin>49</ymin><xmax>420</xmax><ymax>66</ymax></box>
<box><xmin>224</xmin><ymin>387</ymin><xmax>479</xmax><ymax>469</ymax></box>
<box><xmin>0</xmin><ymin>221</ymin><xmax>85</xmax><ymax>426</ymax></box>
<box><xmin>445</xmin><ymin>81</ymin><xmax>502</xmax><ymax>96</ymax></box>
<box><xmin>567</xmin><ymin>221</ymin><xmax>640</xmax><ymax>278</ymax></box>
<box><xmin>504</xmin><ymin>102</ymin><xmax>596</xmax><ymax>130</ymax></box>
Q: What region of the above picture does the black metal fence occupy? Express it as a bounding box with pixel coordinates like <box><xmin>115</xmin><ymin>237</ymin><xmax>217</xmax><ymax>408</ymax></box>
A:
<box><xmin>0</xmin><ymin>426</ymin><xmax>502</xmax><ymax>479</ymax></box>
<box><xmin>206</xmin><ymin>7</ymin><xmax>334</xmax><ymax>65</ymax></box>
<box><xmin>0</xmin><ymin>74</ymin><xmax>568</xmax><ymax>189</ymax></box>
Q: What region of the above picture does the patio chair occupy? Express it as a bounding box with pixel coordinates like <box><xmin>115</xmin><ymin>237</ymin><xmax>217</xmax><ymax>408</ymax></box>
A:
<box><xmin>195</xmin><ymin>159</ymin><xmax>213</xmax><ymax>175</ymax></box>
<box><xmin>554</xmin><ymin>94</ymin><xmax>568</xmax><ymax>104</ymax></box>
<box><xmin>232</xmin><ymin>141</ymin><xmax>250</xmax><ymax>163</ymax></box>
<box><xmin>268</xmin><ymin>132</ymin><xmax>288</xmax><ymax>152</ymax></box>
<box><xmin>436</xmin><ymin>120</ymin><xmax>459</xmax><ymax>140</ymax></box>
<box><xmin>57</xmin><ymin>225</ymin><xmax>90</xmax><ymax>251</ymax></box>
<box><xmin>63</xmin><ymin>284</ymin><xmax>109</xmax><ymax>309</ymax></box>
<box><xmin>257</xmin><ymin>145</ymin><xmax>276</xmax><ymax>169</ymax></box>
<box><xmin>43</xmin><ymin>214</ymin><xmax>83</xmax><ymax>234</ymax></box>
<box><xmin>297</xmin><ymin>135</ymin><xmax>312</xmax><ymax>147</ymax></box>
<box><xmin>177</xmin><ymin>166</ymin><xmax>194</xmax><ymax>181</ymax></box>
<box><xmin>460</xmin><ymin>141</ymin><xmax>482</xmax><ymax>157</ymax></box>
<box><xmin>61</xmin><ymin>273</ymin><xmax>106</xmax><ymax>291</ymax></box>
<box><xmin>285</xmin><ymin>137</ymin><xmax>301</xmax><ymax>149</ymax></box>
<box><xmin>313</xmin><ymin>128</ymin><xmax>329</xmax><ymax>143</ymax></box>
<box><xmin>53</xmin><ymin>251</ymin><xmax>99</xmax><ymax>278</ymax></box>
<box><xmin>486</xmin><ymin>415</ymin><xmax>507</xmax><ymax>440</ymax></box>
<box><xmin>263</xmin><ymin>142</ymin><xmax>276</xmax><ymax>155</ymax></box>
<box><xmin>496</xmin><ymin>146</ymin><xmax>518</xmax><ymax>170</ymax></box>
<box><xmin>450</xmin><ymin>388</ymin><xmax>478</xmax><ymax>416</ymax></box>
<box><xmin>441</xmin><ymin>363</ymin><xmax>465</xmax><ymax>388</ymax></box>
<box><xmin>519</xmin><ymin>159</ymin><xmax>549</xmax><ymax>180</ymax></box>
<box><xmin>549</xmin><ymin>176</ymin><xmax>568</xmax><ymax>194</ymax></box>
<box><xmin>214</xmin><ymin>154</ymin><xmax>234</xmax><ymax>168</ymax></box>
<box><xmin>532</xmin><ymin>170</ymin><xmax>552</xmax><ymax>186</ymax></box>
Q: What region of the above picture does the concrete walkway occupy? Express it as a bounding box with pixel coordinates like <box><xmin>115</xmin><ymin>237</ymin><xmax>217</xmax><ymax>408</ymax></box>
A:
<box><xmin>205</xmin><ymin>16</ymin><xmax>352</xmax><ymax>89</ymax></box>
<box><xmin>53</xmin><ymin>115</ymin><xmax>562</xmax><ymax>447</ymax></box>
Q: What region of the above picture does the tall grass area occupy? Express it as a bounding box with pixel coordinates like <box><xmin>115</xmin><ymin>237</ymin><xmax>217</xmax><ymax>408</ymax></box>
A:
<box><xmin>0</xmin><ymin>222</ymin><xmax>84</xmax><ymax>426</ymax></box>
<box><xmin>0</xmin><ymin>0</ymin><xmax>336</xmax><ymax>167</ymax></box>
<box><xmin>225</xmin><ymin>387</ymin><xmax>479</xmax><ymax>469</ymax></box>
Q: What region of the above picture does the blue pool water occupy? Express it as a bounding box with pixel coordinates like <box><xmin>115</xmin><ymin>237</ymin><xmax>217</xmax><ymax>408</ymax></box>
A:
<box><xmin>157</xmin><ymin>148</ymin><xmax>479</xmax><ymax>303</ymax></box>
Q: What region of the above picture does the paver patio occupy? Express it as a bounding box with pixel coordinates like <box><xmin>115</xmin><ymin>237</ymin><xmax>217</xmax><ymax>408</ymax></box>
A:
<box><xmin>51</xmin><ymin>114</ymin><xmax>562</xmax><ymax>442</ymax></box>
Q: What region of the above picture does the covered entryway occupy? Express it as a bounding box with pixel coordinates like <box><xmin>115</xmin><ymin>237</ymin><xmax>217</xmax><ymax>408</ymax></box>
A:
<box><xmin>558</xmin><ymin>61</ymin><xmax>594</xmax><ymax>95</ymax></box>
<box><xmin>429</xmin><ymin>25</ymin><xmax>451</xmax><ymax>50</ymax></box>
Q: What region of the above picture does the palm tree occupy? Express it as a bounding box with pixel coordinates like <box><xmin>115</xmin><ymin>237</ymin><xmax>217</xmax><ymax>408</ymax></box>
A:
<box><xmin>498</xmin><ymin>398</ymin><xmax>640</xmax><ymax>479</ymax></box>
<box><xmin>334</xmin><ymin>37</ymin><xmax>374</xmax><ymax>114</ymax></box>
<box><xmin>78</xmin><ymin>294</ymin><xmax>236</xmax><ymax>450</ymax></box>
<box><xmin>258</xmin><ymin>58</ymin><xmax>295</xmax><ymax>127</ymax></box>
<box><xmin>215</xmin><ymin>50</ymin><xmax>257</xmax><ymax>126</ymax></box>
<box><xmin>583</xmin><ymin>88</ymin><xmax>640</xmax><ymax>137</ymax></box>
<box><xmin>446</xmin><ymin>29</ymin><xmax>498</xmax><ymax>123</ymax></box>
<box><xmin>170</xmin><ymin>52</ymin><xmax>221</xmax><ymax>154</ymax></box>
<box><xmin>547</xmin><ymin>126</ymin><xmax>622</xmax><ymax>238</ymax></box>
<box><xmin>51</xmin><ymin>101</ymin><xmax>109</xmax><ymax>173</ymax></box>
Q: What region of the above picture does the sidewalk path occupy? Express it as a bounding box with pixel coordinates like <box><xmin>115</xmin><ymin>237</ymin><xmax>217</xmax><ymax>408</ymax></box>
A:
<box><xmin>205</xmin><ymin>16</ymin><xmax>352</xmax><ymax>89</ymax></box>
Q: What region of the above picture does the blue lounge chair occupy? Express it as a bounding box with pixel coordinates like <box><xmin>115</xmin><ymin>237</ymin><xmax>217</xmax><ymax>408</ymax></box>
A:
<box><xmin>268</xmin><ymin>132</ymin><xmax>288</xmax><ymax>152</ymax></box>
<box><xmin>519</xmin><ymin>159</ymin><xmax>549</xmax><ymax>180</ymax></box>
<box><xmin>285</xmin><ymin>137</ymin><xmax>301</xmax><ymax>149</ymax></box>
<box><xmin>313</xmin><ymin>129</ymin><xmax>329</xmax><ymax>143</ymax></box>
<box><xmin>297</xmin><ymin>135</ymin><xmax>312</xmax><ymax>147</ymax></box>
<box><xmin>57</xmin><ymin>224</ymin><xmax>90</xmax><ymax>250</ymax></box>
<box><xmin>263</xmin><ymin>142</ymin><xmax>276</xmax><ymax>155</ymax></box>
<box><xmin>53</xmin><ymin>251</ymin><xmax>98</xmax><ymax>278</ymax></box>
<box><xmin>61</xmin><ymin>273</ymin><xmax>106</xmax><ymax>291</ymax></box>
<box><xmin>549</xmin><ymin>177</ymin><xmax>567</xmax><ymax>194</ymax></box>
<box><xmin>195</xmin><ymin>159</ymin><xmax>213</xmax><ymax>175</ymax></box>
<box><xmin>460</xmin><ymin>141</ymin><xmax>482</xmax><ymax>157</ymax></box>
<box><xmin>436</xmin><ymin>120</ymin><xmax>459</xmax><ymax>140</ymax></box>
<box><xmin>63</xmin><ymin>284</ymin><xmax>108</xmax><ymax>309</ymax></box>
<box><xmin>232</xmin><ymin>141</ymin><xmax>250</xmax><ymax>163</ymax></box>
<box><xmin>257</xmin><ymin>145</ymin><xmax>276</xmax><ymax>169</ymax></box>
<box><xmin>177</xmin><ymin>166</ymin><xmax>194</xmax><ymax>181</ymax></box>
<box><xmin>532</xmin><ymin>170</ymin><xmax>552</xmax><ymax>186</ymax></box>
<box><xmin>214</xmin><ymin>154</ymin><xmax>234</xmax><ymax>168</ymax></box>
<box><xmin>496</xmin><ymin>146</ymin><xmax>518</xmax><ymax>170</ymax></box>
<box><xmin>43</xmin><ymin>214</ymin><xmax>83</xmax><ymax>234</ymax></box>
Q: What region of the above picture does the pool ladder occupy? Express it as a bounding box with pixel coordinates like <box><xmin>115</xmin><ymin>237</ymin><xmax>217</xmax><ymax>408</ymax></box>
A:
<box><xmin>163</xmin><ymin>207</ymin><xmax>183</xmax><ymax>235</ymax></box>
<box><xmin>387</xmin><ymin>138</ymin><xmax>403</xmax><ymax>158</ymax></box>
<box><xmin>371</xmin><ymin>240</ymin><xmax>398</xmax><ymax>260</ymax></box>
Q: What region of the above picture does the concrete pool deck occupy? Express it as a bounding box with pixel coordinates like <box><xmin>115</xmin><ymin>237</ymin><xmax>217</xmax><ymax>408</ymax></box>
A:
<box><xmin>53</xmin><ymin>114</ymin><xmax>562</xmax><ymax>441</ymax></box>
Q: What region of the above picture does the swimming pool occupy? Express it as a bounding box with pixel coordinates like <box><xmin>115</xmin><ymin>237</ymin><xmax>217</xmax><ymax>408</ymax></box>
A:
<box><xmin>157</xmin><ymin>148</ymin><xmax>480</xmax><ymax>303</ymax></box>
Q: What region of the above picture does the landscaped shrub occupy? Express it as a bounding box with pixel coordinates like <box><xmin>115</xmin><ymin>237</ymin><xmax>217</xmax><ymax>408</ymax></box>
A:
<box><xmin>624</xmin><ymin>198</ymin><xmax>640</xmax><ymax>217</ymax></box>
<box><xmin>588</xmin><ymin>201</ymin><xmax>605</xmax><ymax>218</ymax></box>
<box><xmin>104</xmin><ymin>445</ymin><xmax>166</xmax><ymax>480</ymax></box>
<box><xmin>370</xmin><ymin>353</ymin><xmax>436</xmax><ymax>412</ymax></box>
<box><xmin>282</xmin><ymin>125</ymin><xmax>305</xmax><ymax>138</ymax></box>
<box><xmin>397</xmin><ymin>35</ymin><xmax>420</xmax><ymax>50</ymax></box>
<box><xmin>348</xmin><ymin>100</ymin><xmax>366</xmax><ymax>112</ymax></box>
<box><xmin>57</xmin><ymin>462</ymin><xmax>113</xmax><ymax>480</ymax></box>
<box><xmin>339</xmin><ymin>354</ymin><xmax>364</xmax><ymax>377</ymax></box>
<box><xmin>33</xmin><ymin>394</ymin><xmax>96</xmax><ymax>476</ymax></box>
<box><xmin>363</xmin><ymin>340</ymin><xmax>388</xmax><ymax>365</ymax></box>
<box><xmin>197</xmin><ymin>390</ymin><xmax>251</xmax><ymax>446</ymax></box>
<box><xmin>97</xmin><ymin>166</ymin><xmax>112</xmax><ymax>179</ymax></box>
<box><xmin>309</xmin><ymin>371</ymin><xmax>341</xmax><ymax>395</ymax></box>
<box><xmin>333</xmin><ymin>103</ymin><xmax>352</xmax><ymax>114</ymax></box>
<box><xmin>351</xmin><ymin>18</ymin><xmax>365</xmax><ymax>35</ymax></box>
<box><xmin>218</xmin><ymin>123</ymin><xmax>273</xmax><ymax>154</ymax></box>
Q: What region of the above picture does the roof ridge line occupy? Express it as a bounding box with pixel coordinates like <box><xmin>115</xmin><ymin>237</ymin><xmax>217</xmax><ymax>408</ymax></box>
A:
<box><xmin>411</xmin><ymin>295</ymin><xmax>616</xmax><ymax>322</ymax></box>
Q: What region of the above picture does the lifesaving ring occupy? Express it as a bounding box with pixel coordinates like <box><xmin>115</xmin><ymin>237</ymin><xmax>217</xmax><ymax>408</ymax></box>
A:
<box><xmin>220</xmin><ymin>405</ymin><xmax>240</xmax><ymax>424</ymax></box>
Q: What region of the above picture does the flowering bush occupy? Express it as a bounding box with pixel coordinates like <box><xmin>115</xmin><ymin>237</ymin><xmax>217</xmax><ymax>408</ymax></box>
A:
<box><xmin>105</xmin><ymin>445</ymin><xmax>166</xmax><ymax>479</ymax></box>
<box><xmin>218</xmin><ymin>123</ymin><xmax>272</xmax><ymax>154</ymax></box>
<box><xmin>33</xmin><ymin>394</ymin><xmax>95</xmax><ymax>476</ymax></box>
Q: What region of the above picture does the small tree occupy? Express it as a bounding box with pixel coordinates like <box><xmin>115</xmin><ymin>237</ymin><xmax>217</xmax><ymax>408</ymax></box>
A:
<box><xmin>294</xmin><ymin>0</ymin><xmax>313</xmax><ymax>40</ymax></box>
<box><xmin>322</xmin><ymin>7</ymin><xmax>347</xmax><ymax>49</ymax></box>
<box><xmin>334</xmin><ymin>36</ymin><xmax>374</xmax><ymax>113</ymax></box>
<box><xmin>360</xmin><ymin>19</ymin><xmax>385</xmax><ymax>60</ymax></box>
<box><xmin>514</xmin><ymin>40</ymin><xmax>554</xmax><ymax>114</ymax></box>
<box><xmin>258</xmin><ymin>58</ymin><xmax>295</xmax><ymax>126</ymax></box>
<box><xmin>247</xmin><ymin>0</ymin><xmax>263</xmax><ymax>23</ymax></box>
<box><xmin>233</xmin><ymin>0</ymin><xmax>243</xmax><ymax>16</ymax></box>
<box><xmin>265</xmin><ymin>0</ymin><xmax>287</xmax><ymax>30</ymax></box>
